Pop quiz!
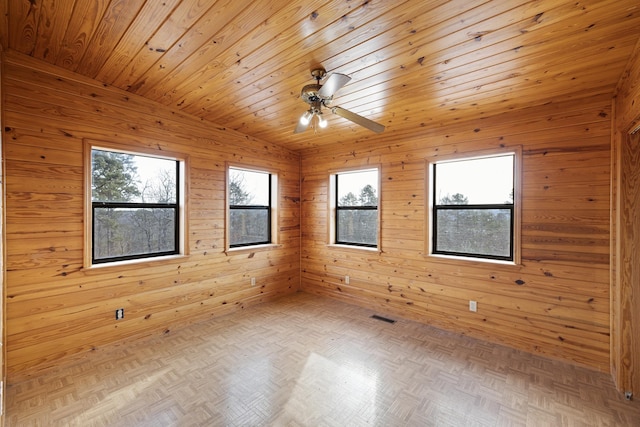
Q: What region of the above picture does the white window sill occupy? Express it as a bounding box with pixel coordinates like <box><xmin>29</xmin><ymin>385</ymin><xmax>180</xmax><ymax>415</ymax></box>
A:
<box><xmin>85</xmin><ymin>254</ymin><xmax>188</xmax><ymax>271</ymax></box>
<box><xmin>427</xmin><ymin>253</ymin><xmax>521</xmax><ymax>268</ymax></box>
<box><xmin>225</xmin><ymin>243</ymin><xmax>282</xmax><ymax>255</ymax></box>
<box><xmin>326</xmin><ymin>244</ymin><xmax>381</xmax><ymax>253</ymax></box>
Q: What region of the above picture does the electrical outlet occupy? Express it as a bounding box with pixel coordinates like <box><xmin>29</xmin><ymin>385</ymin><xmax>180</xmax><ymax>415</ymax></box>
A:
<box><xmin>115</xmin><ymin>308</ymin><xmax>124</xmax><ymax>320</ymax></box>
<box><xmin>469</xmin><ymin>300</ymin><xmax>477</xmax><ymax>312</ymax></box>
<box><xmin>345</xmin><ymin>275</ymin><xmax>350</xmax><ymax>284</ymax></box>
<box><xmin>251</xmin><ymin>277</ymin><xmax>256</xmax><ymax>286</ymax></box>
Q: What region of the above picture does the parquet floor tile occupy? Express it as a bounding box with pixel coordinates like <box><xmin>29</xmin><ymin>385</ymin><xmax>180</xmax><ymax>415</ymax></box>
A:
<box><xmin>5</xmin><ymin>292</ymin><xmax>640</xmax><ymax>426</ymax></box>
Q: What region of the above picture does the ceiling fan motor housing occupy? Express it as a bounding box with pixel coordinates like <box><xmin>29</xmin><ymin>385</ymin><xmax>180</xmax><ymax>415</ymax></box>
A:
<box><xmin>301</xmin><ymin>84</ymin><xmax>332</xmax><ymax>106</ymax></box>
<box><xmin>300</xmin><ymin>68</ymin><xmax>334</xmax><ymax>107</ymax></box>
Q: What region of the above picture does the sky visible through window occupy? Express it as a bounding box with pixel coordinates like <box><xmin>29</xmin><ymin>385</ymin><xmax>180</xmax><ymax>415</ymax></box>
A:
<box><xmin>135</xmin><ymin>156</ymin><xmax>513</xmax><ymax>207</ymax></box>
<box><xmin>435</xmin><ymin>155</ymin><xmax>513</xmax><ymax>204</ymax></box>
<box><xmin>131</xmin><ymin>155</ymin><xmax>176</xmax><ymax>202</ymax></box>
<box><xmin>338</xmin><ymin>169</ymin><xmax>378</xmax><ymax>199</ymax></box>
<box><xmin>229</xmin><ymin>168</ymin><xmax>270</xmax><ymax>205</ymax></box>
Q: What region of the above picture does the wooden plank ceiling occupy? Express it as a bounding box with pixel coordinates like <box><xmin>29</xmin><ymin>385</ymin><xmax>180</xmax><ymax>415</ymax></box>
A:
<box><xmin>4</xmin><ymin>0</ymin><xmax>640</xmax><ymax>150</ymax></box>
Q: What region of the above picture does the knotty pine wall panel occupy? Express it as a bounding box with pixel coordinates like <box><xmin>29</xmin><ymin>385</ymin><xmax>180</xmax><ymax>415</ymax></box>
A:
<box><xmin>300</xmin><ymin>94</ymin><xmax>613</xmax><ymax>371</ymax></box>
<box><xmin>2</xmin><ymin>51</ymin><xmax>300</xmax><ymax>381</ymax></box>
<box><xmin>612</xmin><ymin>38</ymin><xmax>640</xmax><ymax>394</ymax></box>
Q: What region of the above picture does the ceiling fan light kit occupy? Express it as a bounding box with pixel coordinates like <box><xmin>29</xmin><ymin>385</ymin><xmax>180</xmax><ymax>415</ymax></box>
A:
<box><xmin>299</xmin><ymin>111</ymin><xmax>312</xmax><ymax>126</ymax></box>
<box><xmin>294</xmin><ymin>68</ymin><xmax>385</xmax><ymax>134</ymax></box>
<box><xmin>317</xmin><ymin>114</ymin><xmax>328</xmax><ymax>128</ymax></box>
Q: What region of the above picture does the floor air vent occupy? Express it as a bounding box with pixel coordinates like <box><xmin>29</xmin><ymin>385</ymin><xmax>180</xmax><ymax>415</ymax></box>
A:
<box><xmin>371</xmin><ymin>314</ymin><xmax>396</xmax><ymax>324</ymax></box>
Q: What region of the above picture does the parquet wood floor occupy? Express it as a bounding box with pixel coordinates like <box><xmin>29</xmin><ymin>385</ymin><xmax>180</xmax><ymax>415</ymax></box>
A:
<box><xmin>6</xmin><ymin>292</ymin><xmax>640</xmax><ymax>426</ymax></box>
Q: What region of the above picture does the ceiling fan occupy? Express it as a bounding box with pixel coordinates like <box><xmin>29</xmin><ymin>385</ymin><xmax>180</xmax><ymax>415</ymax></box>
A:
<box><xmin>294</xmin><ymin>68</ymin><xmax>385</xmax><ymax>134</ymax></box>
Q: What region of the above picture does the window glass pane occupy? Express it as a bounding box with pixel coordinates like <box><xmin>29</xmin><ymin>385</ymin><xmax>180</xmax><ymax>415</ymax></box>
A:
<box><xmin>435</xmin><ymin>208</ymin><xmax>511</xmax><ymax>258</ymax></box>
<box><xmin>93</xmin><ymin>207</ymin><xmax>176</xmax><ymax>260</ymax></box>
<box><xmin>230</xmin><ymin>209</ymin><xmax>269</xmax><ymax>246</ymax></box>
<box><xmin>337</xmin><ymin>209</ymin><xmax>378</xmax><ymax>246</ymax></box>
<box><xmin>338</xmin><ymin>170</ymin><xmax>378</xmax><ymax>207</ymax></box>
<box><xmin>229</xmin><ymin>168</ymin><xmax>269</xmax><ymax>206</ymax></box>
<box><xmin>229</xmin><ymin>167</ymin><xmax>273</xmax><ymax>248</ymax></box>
<box><xmin>92</xmin><ymin>149</ymin><xmax>176</xmax><ymax>203</ymax></box>
<box><xmin>435</xmin><ymin>155</ymin><xmax>513</xmax><ymax>205</ymax></box>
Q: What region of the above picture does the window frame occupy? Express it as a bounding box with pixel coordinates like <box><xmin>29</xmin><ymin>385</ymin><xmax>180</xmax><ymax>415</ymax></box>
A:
<box><xmin>329</xmin><ymin>167</ymin><xmax>381</xmax><ymax>250</ymax></box>
<box><xmin>84</xmin><ymin>140</ymin><xmax>188</xmax><ymax>268</ymax></box>
<box><xmin>426</xmin><ymin>148</ymin><xmax>521</xmax><ymax>264</ymax></box>
<box><xmin>226</xmin><ymin>164</ymin><xmax>278</xmax><ymax>251</ymax></box>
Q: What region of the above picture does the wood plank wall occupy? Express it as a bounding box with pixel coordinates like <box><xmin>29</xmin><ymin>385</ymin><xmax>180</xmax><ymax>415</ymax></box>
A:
<box><xmin>1</xmin><ymin>50</ymin><xmax>300</xmax><ymax>382</ymax></box>
<box><xmin>0</xmin><ymin>44</ymin><xmax>6</xmax><ymax>421</ymax></box>
<box><xmin>300</xmin><ymin>94</ymin><xmax>613</xmax><ymax>372</ymax></box>
<box><xmin>612</xmin><ymin>39</ymin><xmax>640</xmax><ymax>395</ymax></box>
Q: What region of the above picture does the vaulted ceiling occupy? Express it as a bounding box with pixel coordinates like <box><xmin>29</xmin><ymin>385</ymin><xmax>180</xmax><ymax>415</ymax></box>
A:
<box><xmin>3</xmin><ymin>0</ymin><xmax>640</xmax><ymax>150</ymax></box>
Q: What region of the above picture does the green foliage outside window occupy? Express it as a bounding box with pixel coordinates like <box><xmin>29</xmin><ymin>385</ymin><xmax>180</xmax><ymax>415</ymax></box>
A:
<box><xmin>91</xmin><ymin>149</ymin><xmax>179</xmax><ymax>263</ymax></box>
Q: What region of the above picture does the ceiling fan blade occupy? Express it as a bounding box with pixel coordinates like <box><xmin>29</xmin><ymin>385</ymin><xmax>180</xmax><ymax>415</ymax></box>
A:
<box><xmin>294</xmin><ymin>114</ymin><xmax>311</xmax><ymax>133</ymax></box>
<box><xmin>332</xmin><ymin>106</ymin><xmax>385</xmax><ymax>133</ymax></box>
<box><xmin>318</xmin><ymin>73</ymin><xmax>351</xmax><ymax>98</ymax></box>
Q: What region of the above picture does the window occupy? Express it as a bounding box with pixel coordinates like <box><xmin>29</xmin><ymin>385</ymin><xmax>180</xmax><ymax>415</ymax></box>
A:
<box><xmin>90</xmin><ymin>147</ymin><xmax>182</xmax><ymax>264</ymax></box>
<box><xmin>334</xmin><ymin>169</ymin><xmax>379</xmax><ymax>247</ymax></box>
<box><xmin>429</xmin><ymin>153</ymin><xmax>517</xmax><ymax>262</ymax></box>
<box><xmin>228</xmin><ymin>167</ymin><xmax>275</xmax><ymax>248</ymax></box>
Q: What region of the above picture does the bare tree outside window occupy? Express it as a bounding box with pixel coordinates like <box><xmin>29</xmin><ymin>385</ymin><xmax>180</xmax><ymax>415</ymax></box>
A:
<box><xmin>91</xmin><ymin>149</ymin><xmax>179</xmax><ymax>263</ymax></box>
<box><xmin>229</xmin><ymin>169</ymin><xmax>253</xmax><ymax>205</ymax></box>
<box><xmin>229</xmin><ymin>167</ymin><xmax>271</xmax><ymax>247</ymax></box>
